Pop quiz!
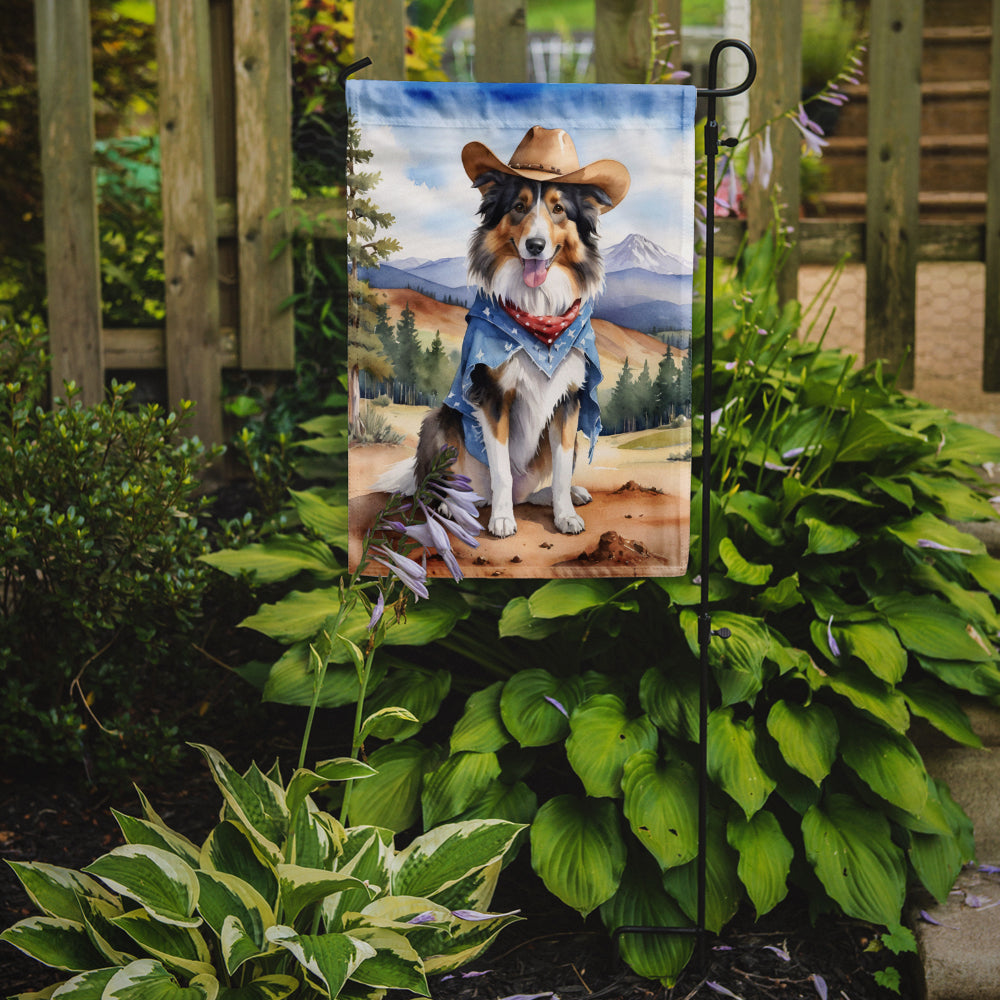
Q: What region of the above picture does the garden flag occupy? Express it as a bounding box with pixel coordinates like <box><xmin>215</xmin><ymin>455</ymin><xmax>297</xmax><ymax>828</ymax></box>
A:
<box><xmin>347</xmin><ymin>80</ymin><xmax>696</xmax><ymax>579</ymax></box>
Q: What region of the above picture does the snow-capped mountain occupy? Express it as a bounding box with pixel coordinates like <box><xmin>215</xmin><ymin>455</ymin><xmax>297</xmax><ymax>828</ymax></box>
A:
<box><xmin>602</xmin><ymin>234</ymin><xmax>691</xmax><ymax>276</ymax></box>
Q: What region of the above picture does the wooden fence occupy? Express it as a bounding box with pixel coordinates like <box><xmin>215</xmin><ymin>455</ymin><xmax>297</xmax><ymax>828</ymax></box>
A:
<box><xmin>33</xmin><ymin>0</ymin><xmax>1000</xmax><ymax>446</ymax></box>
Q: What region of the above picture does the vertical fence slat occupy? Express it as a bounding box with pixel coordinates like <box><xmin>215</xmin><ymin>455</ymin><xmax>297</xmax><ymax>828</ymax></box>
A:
<box><xmin>157</xmin><ymin>0</ymin><xmax>223</xmax><ymax>445</ymax></box>
<box><xmin>983</xmin><ymin>0</ymin><xmax>1000</xmax><ymax>390</ymax></box>
<box><xmin>747</xmin><ymin>0</ymin><xmax>801</xmax><ymax>304</ymax></box>
<box><xmin>594</xmin><ymin>0</ymin><xmax>654</xmax><ymax>83</ymax></box>
<box><xmin>864</xmin><ymin>0</ymin><xmax>923</xmax><ymax>389</ymax></box>
<box><xmin>233</xmin><ymin>0</ymin><xmax>294</xmax><ymax>369</ymax></box>
<box><xmin>474</xmin><ymin>0</ymin><xmax>527</xmax><ymax>82</ymax></box>
<box><xmin>355</xmin><ymin>0</ymin><xmax>406</xmax><ymax>80</ymax></box>
<box><xmin>34</xmin><ymin>0</ymin><xmax>103</xmax><ymax>405</ymax></box>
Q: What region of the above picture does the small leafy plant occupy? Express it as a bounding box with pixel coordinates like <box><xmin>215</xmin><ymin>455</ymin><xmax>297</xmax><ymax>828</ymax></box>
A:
<box><xmin>1</xmin><ymin>743</ymin><xmax>523</xmax><ymax>999</ymax></box>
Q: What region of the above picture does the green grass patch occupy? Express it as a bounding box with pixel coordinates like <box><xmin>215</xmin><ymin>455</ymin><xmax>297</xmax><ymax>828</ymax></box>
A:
<box><xmin>617</xmin><ymin>425</ymin><xmax>691</xmax><ymax>450</ymax></box>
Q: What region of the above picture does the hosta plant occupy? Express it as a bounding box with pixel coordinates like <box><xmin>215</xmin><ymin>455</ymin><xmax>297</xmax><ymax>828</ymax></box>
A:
<box><xmin>1</xmin><ymin>744</ymin><xmax>523</xmax><ymax>999</ymax></box>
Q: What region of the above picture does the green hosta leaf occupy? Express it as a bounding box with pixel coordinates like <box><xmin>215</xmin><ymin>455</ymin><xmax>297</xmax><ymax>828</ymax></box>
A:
<box><xmin>111</xmin><ymin>908</ymin><xmax>214</xmax><ymax>978</ymax></box>
<box><xmin>347</xmin><ymin>740</ymin><xmax>442</xmax><ymax>832</ymax></box>
<box><xmin>285</xmin><ymin>759</ymin><xmax>376</xmax><ymax>822</ymax></box>
<box><xmin>393</xmin><ymin>820</ymin><xmax>524</xmax><ymax>900</ymax></box>
<box><xmin>216</xmin><ymin>975</ymin><xmax>299</xmax><ymax>1000</ymax></box>
<box><xmin>908</xmin><ymin>782</ymin><xmax>968</xmax><ymax>907</ymax></box>
<box><xmin>499</xmin><ymin>670</ymin><xmax>584</xmax><ymax>747</ymax></box>
<box><xmin>765</xmin><ymin>700</ymin><xmax>838</xmax><ymax>786</ymax></box>
<box><xmin>866</xmin><ymin>474</ymin><xmax>914</xmax><ymax>509</ymax></box>
<box><xmin>453</xmin><ymin>779</ymin><xmax>538</xmax><ymax>827</ymax></box>
<box><xmin>200</xmin><ymin>822</ymin><xmax>278</xmax><ymax>910</ymax></box>
<box><xmin>346</xmin><ymin>926</ymin><xmax>428</xmax><ymax>994</ymax></box>
<box><xmin>886</xmin><ymin>512</ymin><xmax>985</xmax><ymax>556</ymax></box>
<box><xmin>835</xmin><ymin>621</ymin><xmax>907</xmax><ymax>684</ymax></box>
<box><xmin>498</xmin><ymin>596</ymin><xmax>564</xmax><ymax>640</ymax></box>
<box><xmin>362</xmin><ymin>667</ymin><xmax>451</xmax><ymax>740</ymax></box>
<box><xmin>112</xmin><ymin>812</ymin><xmax>201</xmax><ymax>868</ymax></box>
<box><xmin>680</xmin><ymin>610</ymin><xmax>770</xmax><ymax>706</ymax></box>
<box><xmin>755</xmin><ymin>573</ymin><xmax>805</xmax><ymax>614</ymax></box>
<box><xmin>967</xmin><ymin>553</ymin><xmax>1000</xmax><ymax>597</ymax></box>
<box><xmin>839</xmin><ymin>718</ymin><xmax>928</xmax><ymax>816</ymax></box>
<box><xmin>724</xmin><ymin>490</ymin><xmax>784</xmax><ymax>545</ymax></box>
<box><xmin>261</xmin><ymin>644</ymin><xmax>384</xmax><ymax>709</ymax></box>
<box><xmin>265</xmin><ymin>926</ymin><xmax>375</xmax><ymax>997</ymax></box>
<box><xmin>727</xmin><ymin>811</ymin><xmax>793</xmax><ymax>918</ymax></box>
<box><xmin>195</xmin><ymin>871</ymin><xmax>273</xmax><ymax>974</ymax></box>
<box><xmin>835</xmin><ymin>410</ymin><xmax>927</xmax><ymax>463</ymax></box>
<box><xmin>935</xmin><ymin>421</ymin><xmax>1000</xmax><ymax>464</ymax></box>
<box><xmin>906</xmin><ymin>472</ymin><xmax>998</xmax><ymax>521</ymax></box>
<box><xmin>565</xmin><ymin>695</ymin><xmax>658</xmax><ymax>798</ymax></box>
<box><xmin>875</xmin><ymin>594</ymin><xmax>995</xmax><ymax>662</ymax></box>
<box><xmin>639</xmin><ymin>664</ymin><xmax>699</xmax><ymax>742</ymax></box>
<box><xmin>530</xmin><ymin>795</ymin><xmax>626</xmax><ymax>917</ymax></box>
<box><xmin>0</xmin><ymin>916</ymin><xmax>107</xmax><ymax>971</ymax></box>
<box><xmin>911</xmin><ymin>562</ymin><xmax>1000</xmax><ymax>633</ymax></box>
<box><xmin>200</xmin><ymin>535</ymin><xmax>340</xmax><ymax>583</ymax></box>
<box><xmin>808</xmin><ymin>661</ymin><xmax>910</xmax><ymax>732</ymax></box>
<box><xmin>4</xmin><ymin>862</ymin><xmax>118</xmax><ymax>922</ymax></box>
<box><xmin>901</xmin><ymin>680</ymin><xmax>982</xmax><ymax>748</ymax></box>
<box><xmin>288</xmin><ymin>488</ymin><xmax>349</xmax><ymax>545</ymax></box>
<box><xmin>277</xmin><ymin>865</ymin><xmax>374</xmax><ymax>925</ymax></box>
<box><xmin>103</xmin><ymin>959</ymin><xmax>218</xmax><ymax>1000</ymax></box>
<box><xmin>916</xmin><ymin>655</ymin><xmax>1000</xmax><ymax>697</ymax></box>
<box><xmin>421</xmin><ymin>751</ymin><xmax>502</xmax><ymax>828</ymax></box>
<box><xmin>802</xmin><ymin>793</ymin><xmax>906</xmax><ymax>926</ymax></box>
<box><xmin>450</xmin><ymin>682</ymin><xmax>511</xmax><ymax>754</ymax></box>
<box><xmin>621</xmin><ymin>751</ymin><xmax>699</xmax><ymax>871</ymax></box>
<box><xmin>707</xmin><ymin>708</ymin><xmax>776</xmax><ymax>819</ymax></box>
<box><xmin>718</xmin><ymin>537</ymin><xmax>772</xmax><ymax>586</ymax></box>
<box><xmin>803</xmin><ymin>517</ymin><xmax>859</xmax><ymax>556</ymax></box>
<box><xmin>599</xmin><ymin>853</ymin><xmax>694</xmax><ymax>987</ymax></box>
<box><xmin>661</xmin><ymin>811</ymin><xmax>741</xmax><ymax>933</ymax></box>
<box><xmin>83</xmin><ymin>846</ymin><xmax>200</xmax><ymax>928</ymax></box>
<box><xmin>190</xmin><ymin>746</ymin><xmax>287</xmax><ymax>863</ymax></box>
<box><xmin>526</xmin><ymin>579</ymin><xmax>618</xmax><ymax>618</ymax></box>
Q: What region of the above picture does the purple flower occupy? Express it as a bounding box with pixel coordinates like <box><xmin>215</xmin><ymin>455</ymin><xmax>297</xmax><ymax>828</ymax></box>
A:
<box><xmin>367</xmin><ymin>590</ymin><xmax>385</xmax><ymax>631</ymax></box>
<box><xmin>791</xmin><ymin>104</ymin><xmax>829</xmax><ymax>156</ymax></box>
<box><xmin>544</xmin><ymin>695</ymin><xmax>569</xmax><ymax>718</ymax></box>
<box><xmin>707</xmin><ymin>983</ymin><xmax>742</xmax><ymax>999</ymax></box>
<box><xmin>407</xmin><ymin>911</ymin><xmax>438</xmax><ymax>925</ymax></box>
<box><xmin>371</xmin><ymin>544</ymin><xmax>429</xmax><ymax>600</ymax></box>
<box><xmin>917</xmin><ymin>538</ymin><xmax>973</xmax><ymax>555</ymax></box>
<box><xmin>451</xmin><ymin>908</ymin><xmax>520</xmax><ymax>921</ymax></box>
<box><xmin>812</xmin><ymin>974</ymin><xmax>828</xmax><ymax>1000</ymax></box>
<box><xmin>747</xmin><ymin>125</ymin><xmax>773</xmax><ymax>191</ymax></box>
<box><xmin>827</xmin><ymin>616</ymin><xmax>841</xmax><ymax>658</ymax></box>
<box><xmin>764</xmin><ymin>944</ymin><xmax>790</xmax><ymax>961</ymax></box>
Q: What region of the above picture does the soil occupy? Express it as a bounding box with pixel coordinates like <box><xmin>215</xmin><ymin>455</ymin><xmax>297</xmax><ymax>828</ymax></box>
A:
<box><xmin>0</xmin><ymin>747</ymin><xmax>913</xmax><ymax>1000</ymax></box>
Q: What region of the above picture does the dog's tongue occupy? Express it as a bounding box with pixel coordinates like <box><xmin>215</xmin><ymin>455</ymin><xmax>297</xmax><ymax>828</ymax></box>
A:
<box><xmin>522</xmin><ymin>257</ymin><xmax>548</xmax><ymax>287</ymax></box>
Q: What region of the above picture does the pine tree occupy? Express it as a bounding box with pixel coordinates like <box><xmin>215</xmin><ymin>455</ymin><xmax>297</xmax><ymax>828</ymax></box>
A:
<box><xmin>634</xmin><ymin>360</ymin><xmax>656</xmax><ymax>430</ymax></box>
<box><xmin>656</xmin><ymin>345</ymin><xmax>679</xmax><ymax>421</ymax></box>
<box><xmin>678</xmin><ymin>347</ymin><xmax>692</xmax><ymax>418</ymax></box>
<box><xmin>393</xmin><ymin>303</ymin><xmax>422</xmax><ymax>398</ymax></box>
<box><xmin>347</xmin><ymin>111</ymin><xmax>400</xmax><ymax>431</ymax></box>
<box><xmin>423</xmin><ymin>329</ymin><xmax>452</xmax><ymax>400</ymax></box>
<box><xmin>606</xmin><ymin>358</ymin><xmax>635</xmax><ymax>434</ymax></box>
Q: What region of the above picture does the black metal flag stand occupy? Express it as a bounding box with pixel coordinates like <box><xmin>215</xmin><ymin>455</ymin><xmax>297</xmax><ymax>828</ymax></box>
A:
<box><xmin>340</xmin><ymin>38</ymin><xmax>758</xmax><ymax>974</ymax></box>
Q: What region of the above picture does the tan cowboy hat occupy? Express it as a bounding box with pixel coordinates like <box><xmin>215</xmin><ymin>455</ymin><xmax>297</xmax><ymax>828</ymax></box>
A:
<box><xmin>462</xmin><ymin>126</ymin><xmax>630</xmax><ymax>210</ymax></box>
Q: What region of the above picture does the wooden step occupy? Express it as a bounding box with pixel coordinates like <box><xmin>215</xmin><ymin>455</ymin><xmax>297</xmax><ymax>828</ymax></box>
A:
<box><xmin>921</xmin><ymin>0</ymin><xmax>992</xmax><ymax>28</ymax></box>
<box><xmin>922</xmin><ymin>25</ymin><xmax>993</xmax><ymax>83</ymax></box>
<box><xmin>813</xmin><ymin>190</ymin><xmax>987</xmax><ymax>222</ymax></box>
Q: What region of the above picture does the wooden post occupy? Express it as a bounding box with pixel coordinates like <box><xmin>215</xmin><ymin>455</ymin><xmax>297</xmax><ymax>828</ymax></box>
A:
<box><xmin>354</xmin><ymin>0</ymin><xmax>406</xmax><ymax>80</ymax></box>
<box><xmin>864</xmin><ymin>0</ymin><xmax>923</xmax><ymax>389</ymax></box>
<box><xmin>746</xmin><ymin>0</ymin><xmax>801</xmax><ymax>305</ymax></box>
<box><xmin>594</xmin><ymin>0</ymin><xmax>654</xmax><ymax>84</ymax></box>
<box><xmin>983</xmin><ymin>0</ymin><xmax>1000</xmax><ymax>390</ymax></box>
<box><xmin>34</xmin><ymin>0</ymin><xmax>104</xmax><ymax>405</ymax></box>
<box><xmin>233</xmin><ymin>0</ymin><xmax>294</xmax><ymax>369</ymax></box>
<box><xmin>474</xmin><ymin>0</ymin><xmax>527</xmax><ymax>82</ymax></box>
<box><xmin>157</xmin><ymin>0</ymin><xmax>223</xmax><ymax>444</ymax></box>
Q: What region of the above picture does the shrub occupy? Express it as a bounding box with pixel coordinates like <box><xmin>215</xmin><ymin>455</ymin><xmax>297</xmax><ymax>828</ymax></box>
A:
<box><xmin>0</xmin><ymin>317</ymin><xmax>220</xmax><ymax>783</ymax></box>
<box><xmin>1</xmin><ymin>743</ymin><xmax>524</xmax><ymax>997</ymax></box>
<box><xmin>212</xmin><ymin>233</ymin><xmax>1000</xmax><ymax>985</ymax></box>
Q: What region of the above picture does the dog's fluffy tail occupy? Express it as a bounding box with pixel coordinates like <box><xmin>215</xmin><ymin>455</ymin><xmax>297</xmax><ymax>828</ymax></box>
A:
<box><xmin>371</xmin><ymin>457</ymin><xmax>418</xmax><ymax>496</ymax></box>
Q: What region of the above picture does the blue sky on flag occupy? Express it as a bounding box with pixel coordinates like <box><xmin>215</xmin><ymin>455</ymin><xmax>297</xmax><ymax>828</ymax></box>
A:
<box><xmin>347</xmin><ymin>81</ymin><xmax>697</xmax><ymax>270</ymax></box>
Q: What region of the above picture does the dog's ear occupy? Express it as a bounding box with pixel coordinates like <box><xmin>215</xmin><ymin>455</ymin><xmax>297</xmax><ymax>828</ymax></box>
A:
<box><xmin>581</xmin><ymin>185</ymin><xmax>614</xmax><ymax>215</ymax></box>
<box><xmin>472</xmin><ymin>169</ymin><xmax>504</xmax><ymax>193</ymax></box>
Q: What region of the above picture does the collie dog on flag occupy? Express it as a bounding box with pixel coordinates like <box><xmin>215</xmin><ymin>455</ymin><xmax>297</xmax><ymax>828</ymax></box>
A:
<box><xmin>375</xmin><ymin>126</ymin><xmax>630</xmax><ymax>538</ymax></box>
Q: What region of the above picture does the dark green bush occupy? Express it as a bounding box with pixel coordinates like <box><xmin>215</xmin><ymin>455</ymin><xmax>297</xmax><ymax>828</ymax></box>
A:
<box><xmin>0</xmin><ymin>316</ymin><xmax>220</xmax><ymax>783</ymax></box>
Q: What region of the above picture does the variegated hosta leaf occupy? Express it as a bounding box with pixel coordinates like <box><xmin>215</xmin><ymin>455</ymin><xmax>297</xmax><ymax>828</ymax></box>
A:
<box><xmin>285</xmin><ymin>760</ymin><xmax>376</xmax><ymax>824</ymax></box>
<box><xmin>288</xmin><ymin>802</ymin><xmax>344</xmax><ymax>870</ymax></box>
<box><xmin>323</xmin><ymin>829</ymin><xmax>393</xmax><ymax>931</ymax></box>
<box><xmin>450</xmin><ymin>681</ymin><xmax>511</xmax><ymax>754</ymax></box>
<box><xmin>195</xmin><ymin>871</ymin><xmax>274</xmax><ymax>973</ymax></box>
<box><xmin>276</xmin><ymin>864</ymin><xmax>375</xmax><ymax>925</ymax></box>
<box><xmin>391</xmin><ymin>820</ymin><xmax>524</xmax><ymax>901</ymax></box>
<box><xmin>83</xmin><ymin>846</ymin><xmax>200</xmax><ymax>928</ymax></box>
<box><xmin>802</xmin><ymin>793</ymin><xmax>906</xmax><ymax>926</ymax></box>
<box><xmin>112</xmin><ymin>811</ymin><xmax>202</xmax><ymax>868</ymax></box>
<box><xmin>566</xmin><ymin>695</ymin><xmax>658</xmax><ymax>799</ymax></box>
<box><xmin>344</xmin><ymin>926</ymin><xmax>429</xmax><ymax>995</ymax></box>
<box><xmin>765</xmin><ymin>700</ymin><xmax>838</xmax><ymax>786</ymax></box>
<box><xmin>0</xmin><ymin>916</ymin><xmax>107</xmax><ymax>971</ymax></box>
<box><xmin>424</xmin><ymin>859</ymin><xmax>501</xmax><ymax>916</ymax></box>
<box><xmin>499</xmin><ymin>669</ymin><xmax>585</xmax><ymax>747</ymax></box>
<box><xmin>102</xmin><ymin>958</ymin><xmax>218</xmax><ymax>999</ymax></box>
<box><xmin>421</xmin><ymin>751</ymin><xmax>501</xmax><ymax>829</ymax></box>
<box><xmin>214</xmin><ymin>974</ymin><xmax>300</xmax><ymax>999</ymax></box>
<box><xmin>200</xmin><ymin>822</ymin><xmax>278</xmax><ymax>910</ymax></box>
<box><xmin>46</xmin><ymin>966</ymin><xmax>118</xmax><ymax>997</ymax></box>
<box><xmin>421</xmin><ymin>907</ymin><xmax>522</xmax><ymax>975</ymax></box>
<box><xmin>706</xmin><ymin>707</ymin><xmax>776</xmax><ymax>819</ymax></box>
<box><xmin>529</xmin><ymin>795</ymin><xmax>626</xmax><ymax>917</ymax></box>
<box><xmin>4</xmin><ymin>861</ymin><xmax>118</xmax><ymax>922</ymax></box>
<box><xmin>265</xmin><ymin>926</ymin><xmax>376</xmax><ymax>998</ymax></box>
<box><xmin>621</xmin><ymin>751</ymin><xmax>699</xmax><ymax>871</ymax></box>
<box><xmin>190</xmin><ymin>745</ymin><xmax>287</xmax><ymax>863</ymax></box>
<box><xmin>110</xmin><ymin>908</ymin><xmax>214</xmax><ymax>978</ymax></box>
<box><xmin>727</xmin><ymin>810</ymin><xmax>793</xmax><ymax>918</ymax></box>
<box><xmin>599</xmin><ymin>854</ymin><xmax>694</xmax><ymax>987</ymax></box>
<box><xmin>78</xmin><ymin>894</ymin><xmax>136</xmax><ymax>966</ymax></box>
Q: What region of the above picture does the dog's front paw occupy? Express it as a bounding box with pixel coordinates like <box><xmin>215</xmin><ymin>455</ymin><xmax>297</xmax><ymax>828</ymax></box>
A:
<box><xmin>555</xmin><ymin>512</ymin><xmax>586</xmax><ymax>534</ymax></box>
<box><xmin>570</xmin><ymin>485</ymin><xmax>592</xmax><ymax>506</ymax></box>
<box><xmin>489</xmin><ymin>514</ymin><xmax>518</xmax><ymax>538</ymax></box>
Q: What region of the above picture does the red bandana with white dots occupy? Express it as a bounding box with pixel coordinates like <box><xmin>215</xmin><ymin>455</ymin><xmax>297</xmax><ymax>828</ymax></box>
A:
<box><xmin>500</xmin><ymin>298</ymin><xmax>582</xmax><ymax>347</ymax></box>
